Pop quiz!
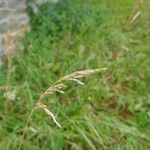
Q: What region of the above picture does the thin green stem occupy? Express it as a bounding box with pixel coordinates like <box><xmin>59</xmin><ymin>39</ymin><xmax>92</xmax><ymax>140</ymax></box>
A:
<box><xmin>19</xmin><ymin>108</ymin><xmax>35</xmax><ymax>150</ymax></box>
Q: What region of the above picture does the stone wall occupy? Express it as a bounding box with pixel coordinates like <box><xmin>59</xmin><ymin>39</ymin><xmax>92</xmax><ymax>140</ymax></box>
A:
<box><xmin>0</xmin><ymin>0</ymin><xmax>29</xmax><ymax>59</ymax></box>
<box><xmin>0</xmin><ymin>0</ymin><xmax>57</xmax><ymax>66</ymax></box>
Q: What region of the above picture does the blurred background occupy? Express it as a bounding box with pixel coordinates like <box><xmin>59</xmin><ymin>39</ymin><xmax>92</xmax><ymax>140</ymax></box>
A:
<box><xmin>0</xmin><ymin>0</ymin><xmax>150</xmax><ymax>149</ymax></box>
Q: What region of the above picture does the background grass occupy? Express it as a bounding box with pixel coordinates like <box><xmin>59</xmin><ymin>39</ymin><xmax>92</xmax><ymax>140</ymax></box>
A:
<box><xmin>0</xmin><ymin>0</ymin><xmax>150</xmax><ymax>149</ymax></box>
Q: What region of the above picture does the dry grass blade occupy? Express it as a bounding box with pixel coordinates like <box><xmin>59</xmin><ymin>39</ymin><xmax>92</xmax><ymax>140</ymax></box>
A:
<box><xmin>68</xmin><ymin>78</ymin><xmax>85</xmax><ymax>85</ymax></box>
<box><xmin>37</xmin><ymin>102</ymin><xmax>61</xmax><ymax>128</ymax></box>
<box><xmin>128</xmin><ymin>0</ymin><xmax>144</xmax><ymax>23</ymax></box>
<box><xmin>0</xmin><ymin>86</ymin><xmax>13</xmax><ymax>91</ymax></box>
<box><xmin>4</xmin><ymin>32</ymin><xmax>15</xmax><ymax>83</ymax></box>
<box><xmin>28</xmin><ymin>127</ymin><xmax>37</xmax><ymax>133</ymax></box>
<box><xmin>130</xmin><ymin>11</ymin><xmax>141</xmax><ymax>23</ymax></box>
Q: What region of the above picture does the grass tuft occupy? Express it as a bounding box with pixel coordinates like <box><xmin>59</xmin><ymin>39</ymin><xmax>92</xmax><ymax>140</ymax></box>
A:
<box><xmin>0</xmin><ymin>0</ymin><xmax>150</xmax><ymax>149</ymax></box>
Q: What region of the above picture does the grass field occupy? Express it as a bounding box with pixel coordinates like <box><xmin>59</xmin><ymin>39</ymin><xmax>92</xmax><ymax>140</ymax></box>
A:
<box><xmin>0</xmin><ymin>0</ymin><xmax>150</xmax><ymax>149</ymax></box>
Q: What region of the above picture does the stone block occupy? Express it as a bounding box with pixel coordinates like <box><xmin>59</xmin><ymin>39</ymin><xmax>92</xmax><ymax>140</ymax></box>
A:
<box><xmin>14</xmin><ymin>5</ymin><xmax>27</xmax><ymax>14</ymax></box>
<box><xmin>0</xmin><ymin>0</ymin><xmax>60</xmax><ymax>60</ymax></box>
<box><xmin>7</xmin><ymin>0</ymin><xmax>26</xmax><ymax>9</ymax></box>
<box><xmin>16</xmin><ymin>14</ymin><xmax>29</xmax><ymax>26</ymax></box>
<box><xmin>0</xmin><ymin>8</ymin><xmax>12</xmax><ymax>18</ymax></box>
<box><xmin>0</xmin><ymin>0</ymin><xmax>7</xmax><ymax>8</ymax></box>
<box><xmin>0</xmin><ymin>35</ymin><xmax>4</xmax><ymax>58</ymax></box>
<box><xmin>0</xmin><ymin>18</ymin><xmax>10</xmax><ymax>33</ymax></box>
<box><xmin>36</xmin><ymin>0</ymin><xmax>59</xmax><ymax>4</ymax></box>
<box><xmin>9</xmin><ymin>16</ymin><xmax>20</xmax><ymax>31</ymax></box>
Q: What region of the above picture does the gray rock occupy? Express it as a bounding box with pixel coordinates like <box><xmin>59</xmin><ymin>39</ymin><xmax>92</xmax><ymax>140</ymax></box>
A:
<box><xmin>0</xmin><ymin>0</ymin><xmax>7</xmax><ymax>8</ymax></box>
<box><xmin>0</xmin><ymin>18</ymin><xmax>10</xmax><ymax>33</ymax></box>
<box><xmin>0</xmin><ymin>8</ymin><xmax>12</xmax><ymax>17</ymax></box>
<box><xmin>16</xmin><ymin>14</ymin><xmax>29</xmax><ymax>22</ymax></box>
<box><xmin>6</xmin><ymin>0</ymin><xmax>26</xmax><ymax>9</ymax></box>
<box><xmin>0</xmin><ymin>0</ymin><xmax>59</xmax><ymax>59</ymax></box>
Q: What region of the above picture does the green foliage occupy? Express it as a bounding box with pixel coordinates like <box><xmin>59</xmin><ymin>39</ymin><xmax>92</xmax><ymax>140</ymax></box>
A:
<box><xmin>0</xmin><ymin>0</ymin><xmax>150</xmax><ymax>149</ymax></box>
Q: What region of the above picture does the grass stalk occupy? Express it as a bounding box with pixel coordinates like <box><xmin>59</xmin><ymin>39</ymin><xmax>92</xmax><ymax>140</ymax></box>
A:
<box><xmin>19</xmin><ymin>68</ymin><xmax>106</xmax><ymax>150</ymax></box>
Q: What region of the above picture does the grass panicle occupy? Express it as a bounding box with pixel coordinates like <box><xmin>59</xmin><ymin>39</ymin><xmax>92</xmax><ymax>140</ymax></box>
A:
<box><xmin>19</xmin><ymin>68</ymin><xmax>106</xmax><ymax>150</ymax></box>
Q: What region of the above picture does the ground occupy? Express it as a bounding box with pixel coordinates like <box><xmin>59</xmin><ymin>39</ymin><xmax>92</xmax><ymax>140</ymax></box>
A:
<box><xmin>0</xmin><ymin>0</ymin><xmax>150</xmax><ymax>149</ymax></box>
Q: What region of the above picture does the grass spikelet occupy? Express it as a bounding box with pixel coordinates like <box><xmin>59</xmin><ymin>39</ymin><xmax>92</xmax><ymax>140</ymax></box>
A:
<box><xmin>57</xmin><ymin>68</ymin><xmax>106</xmax><ymax>82</ymax></box>
<box><xmin>37</xmin><ymin>102</ymin><xmax>61</xmax><ymax>128</ymax></box>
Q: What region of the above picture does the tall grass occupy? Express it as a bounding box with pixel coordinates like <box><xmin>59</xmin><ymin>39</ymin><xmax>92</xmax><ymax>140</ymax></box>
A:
<box><xmin>0</xmin><ymin>0</ymin><xmax>150</xmax><ymax>149</ymax></box>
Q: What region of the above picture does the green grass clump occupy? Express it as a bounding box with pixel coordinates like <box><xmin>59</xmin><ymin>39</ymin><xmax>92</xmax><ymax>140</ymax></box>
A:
<box><xmin>0</xmin><ymin>0</ymin><xmax>150</xmax><ymax>149</ymax></box>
